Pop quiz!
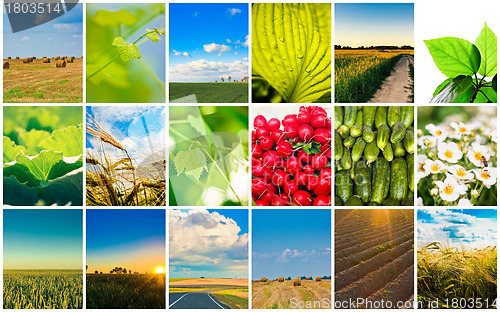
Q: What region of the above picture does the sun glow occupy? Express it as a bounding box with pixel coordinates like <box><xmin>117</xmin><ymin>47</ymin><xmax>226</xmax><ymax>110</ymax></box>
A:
<box><xmin>155</xmin><ymin>266</ymin><xmax>165</xmax><ymax>274</ymax></box>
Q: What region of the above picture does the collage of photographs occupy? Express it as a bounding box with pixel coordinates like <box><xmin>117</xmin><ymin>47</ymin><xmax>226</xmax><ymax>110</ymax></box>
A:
<box><xmin>0</xmin><ymin>0</ymin><xmax>498</xmax><ymax>310</ymax></box>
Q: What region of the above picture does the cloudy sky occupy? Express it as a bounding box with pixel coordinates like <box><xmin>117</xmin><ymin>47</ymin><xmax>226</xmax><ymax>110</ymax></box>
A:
<box><xmin>3</xmin><ymin>3</ymin><xmax>83</xmax><ymax>58</ymax></box>
<box><xmin>169</xmin><ymin>209</ymin><xmax>248</xmax><ymax>278</ymax></box>
<box><xmin>252</xmin><ymin>209</ymin><xmax>331</xmax><ymax>280</ymax></box>
<box><xmin>418</xmin><ymin>209</ymin><xmax>497</xmax><ymax>249</ymax></box>
<box><xmin>169</xmin><ymin>3</ymin><xmax>248</xmax><ymax>82</ymax></box>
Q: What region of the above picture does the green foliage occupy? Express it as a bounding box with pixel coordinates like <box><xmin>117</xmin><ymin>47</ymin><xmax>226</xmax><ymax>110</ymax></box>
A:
<box><xmin>425</xmin><ymin>23</ymin><xmax>497</xmax><ymax>103</ymax></box>
<box><xmin>169</xmin><ymin>82</ymin><xmax>249</xmax><ymax>103</ymax></box>
<box><xmin>174</xmin><ymin>148</ymin><xmax>207</xmax><ymax>182</ymax></box>
<box><xmin>252</xmin><ymin>3</ymin><xmax>331</xmax><ymax>103</ymax></box>
<box><xmin>112</xmin><ymin>37</ymin><xmax>141</xmax><ymax>62</ymax></box>
<box><xmin>3</xmin><ymin>107</ymin><xmax>83</xmax><ymax>206</ymax></box>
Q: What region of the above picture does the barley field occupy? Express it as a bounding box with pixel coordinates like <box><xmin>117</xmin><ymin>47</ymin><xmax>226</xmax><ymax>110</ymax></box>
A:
<box><xmin>3</xmin><ymin>270</ymin><xmax>83</xmax><ymax>309</ymax></box>
<box><xmin>334</xmin><ymin>49</ymin><xmax>413</xmax><ymax>103</ymax></box>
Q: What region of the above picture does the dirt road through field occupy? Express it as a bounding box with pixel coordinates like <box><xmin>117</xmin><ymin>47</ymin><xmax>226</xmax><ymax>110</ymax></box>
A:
<box><xmin>368</xmin><ymin>55</ymin><xmax>414</xmax><ymax>103</ymax></box>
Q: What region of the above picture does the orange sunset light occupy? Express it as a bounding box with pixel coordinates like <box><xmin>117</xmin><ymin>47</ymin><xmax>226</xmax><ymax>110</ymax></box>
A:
<box><xmin>155</xmin><ymin>266</ymin><xmax>165</xmax><ymax>274</ymax></box>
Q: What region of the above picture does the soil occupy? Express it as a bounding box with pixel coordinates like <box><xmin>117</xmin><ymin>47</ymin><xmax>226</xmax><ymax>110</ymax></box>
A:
<box><xmin>368</xmin><ymin>55</ymin><xmax>414</xmax><ymax>103</ymax></box>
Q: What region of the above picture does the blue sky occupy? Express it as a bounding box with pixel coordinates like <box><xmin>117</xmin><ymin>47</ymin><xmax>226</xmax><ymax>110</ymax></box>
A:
<box><xmin>4</xmin><ymin>209</ymin><xmax>83</xmax><ymax>270</ymax></box>
<box><xmin>169</xmin><ymin>3</ymin><xmax>248</xmax><ymax>82</ymax></box>
<box><xmin>418</xmin><ymin>209</ymin><xmax>497</xmax><ymax>249</ymax></box>
<box><xmin>170</xmin><ymin>209</ymin><xmax>248</xmax><ymax>278</ymax></box>
<box><xmin>335</xmin><ymin>3</ymin><xmax>414</xmax><ymax>47</ymax></box>
<box><xmin>87</xmin><ymin>209</ymin><xmax>165</xmax><ymax>273</ymax></box>
<box><xmin>3</xmin><ymin>3</ymin><xmax>83</xmax><ymax>58</ymax></box>
<box><xmin>252</xmin><ymin>209</ymin><xmax>331</xmax><ymax>280</ymax></box>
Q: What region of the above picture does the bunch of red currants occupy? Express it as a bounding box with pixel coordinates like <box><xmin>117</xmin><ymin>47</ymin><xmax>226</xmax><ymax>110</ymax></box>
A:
<box><xmin>252</xmin><ymin>106</ymin><xmax>332</xmax><ymax>206</ymax></box>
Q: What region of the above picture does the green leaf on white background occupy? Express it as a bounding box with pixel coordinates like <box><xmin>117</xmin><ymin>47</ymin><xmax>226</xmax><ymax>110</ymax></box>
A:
<box><xmin>475</xmin><ymin>23</ymin><xmax>497</xmax><ymax>77</ymax></box>
<box><xmin>424</xmin><ymin>37</ymin><xmax>481</xmax><ymax>77</ymax></box>
<box><xmin>174</xmin><ymin>148</ymin><xmax>207</xmax><ymax>181</ymax></box>
<box><xmin>431</xmin><ymin>75</ymin><xmax>474</xmax><ymax>103</ymax></box>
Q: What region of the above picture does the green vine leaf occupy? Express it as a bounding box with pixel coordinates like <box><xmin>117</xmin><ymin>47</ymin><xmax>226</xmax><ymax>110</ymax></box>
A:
<box><xmin>475</xmin><ymin>23</ymin><xmax>497</xmax><ymax>77</ymax></box>
<box><xmin>113</xmin><ymin>37</ymin><xmax>142</xmax><ymax>62</ymax></box>
<box><xmin>187</xmin><ymin>114</ymin><xmax>207</xmax><ymax>135</ymax></box>
<box><xmin>431</xmin><ymin>75</ymin><xmax>474</xmax><ymax>103</ymax></box>
<box><xmin>146</xmin><ymin>29</ymin><xmax>161</xmax><ymax>42</ymax></box>
<box><xmin>252</xmin><ymin>3</ymin><xmax>331</xmax><ymax>103</ymax></box>
<box><xmin>174</xmin><ymin>148</ymin><xmax>207</xmax><ymax>181</ymax></box>
<box><xmin>424</xmin><ymin>37</ymin><xmax>481</xmax><ymax>77</ymax></box>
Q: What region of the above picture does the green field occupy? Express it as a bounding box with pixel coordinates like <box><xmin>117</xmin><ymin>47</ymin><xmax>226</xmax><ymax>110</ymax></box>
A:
<box><xmin>3</xmin><ymin>270</ymin><xmax>83</xmax><ymax>309</ymax></box>
<box><xmin>169</xmin><ymin>82</ymin><xmax>249</xmax><ymax>103</ymax></box>
<box><xmin>87</xmin><ymin>274</ymin><xmax>165</xmax><ymax>309</ymax></box>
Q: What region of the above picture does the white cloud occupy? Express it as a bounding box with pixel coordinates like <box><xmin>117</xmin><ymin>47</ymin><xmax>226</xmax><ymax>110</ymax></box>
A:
<box><xmin>73</xmin><ymin>34</ymin><xmax>83</xmax><ymax>39</ymax></box>
<box><xmin>226</xmin><ymin>39</ymin><xmax>231</xmax><ymax>43</ymax></box>
<box><xmin>243</xmin><ymin>57</ymin><xmax>248</xmax><ymax>61</ymax></box>
<box><xmin>278</xmin><ymin>248</ymin><xmax>331</xmax><ymax>263</ymax></box>
<box><xmin>21</xmin><ymin>36</ymin><xmax>29</xmax><ymax>41</ymax></box>
<box><xmin>173</xmin><ymin>50</ymin><xmax>191</xmax><ymax>57</ymax></box>
<box><xmin>234</xmin><ymin>35</ymin><xmax>249</xmax><ymax>48</ymax></box>
<box><xmin>173</xmin><ymin>50</ymin><xmax>182</xmax><ymax>56</ymax></box>
<box><xmin>169</xmin><ymin>58</ymin><xmax>249</xmax><ymax>82</ymax></box>
<box><xmin>183</xmin><ymin>52</ymin><xmax>191</xmax><ymax>57</ymax></box>
<box><xmin>228</xmin><ymin>8</ymin><xmax>242</xmax><ymax>15</ymax></box>
<box><xmin>203</xmin><ymin>43</ymin><xmax>231</xmax><ymax>53</ymax></box>
<box><xmin>53</xmin><ymin>23</ymin><xmax>78</xmax><ymax>32</ymax></box>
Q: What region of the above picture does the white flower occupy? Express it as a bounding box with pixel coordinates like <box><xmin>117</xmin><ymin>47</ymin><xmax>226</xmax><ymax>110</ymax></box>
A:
<box><xmin>435</xmin><ymin>176</ymin><xmax>467</xmax><ymax>202</ymax></box>
<box><xmin>457</xmin><ymin>198</ymin><xmax>473</xmax><ymax>206</ymax></box>
<box><xmin>491</xmin><ymin>130</ymin><xmax>497</xmax><ymax>143</ymax></box>
<box><xmin>417</xmin><ymin>197</ymin><xmax>423</xmax><ymax>206</ymax></box>
<box><xmin>418</xmin><ymin>135</ymin><xmax>437</xmax><ymax>148</ymax></box>
<box><xmin>473</xmin><ymin>167</ymin><xmax>497</xmax><ymax>188</ymax></box>
<box><xmin>448</xmin><ymin>165</ymin><xmax>474</xmax><ymax>180</ymax></box>
<box><xmin>437</xmin><ymin>142</ymin><xmax>463</xmax><ymax>163</ymax></box>
<box><xmin>423</xmin><ymin>159</ymin><xmax>447</xmax><ymax>174</ymax></box>
<box><xmin>471</xmin><ymin>189</ymin><xmax>479</xmax><ymax>197</ymax></box>
<box><xmin>430</xmin><ymin>188</ymin><xmax>439</xmax><ymax>196</ymax></box>
<box><xmin>466</xmin><ymin>142</ymin><xmax>490</xmax><ymax>167</ymax></box>
<box><xmin>417</xmin><ymin>155</ymin><xmax>429</xmax><ymax>184</ymax></box>
<box><xmin>450</xmin><ymin>122</ymin><xmax>472</xmax><ymax>136</ymax></box>
<box><xmin>425</xmin><ymin>124</ymin><xmax>448</xmax><ymax>141</ymax></box>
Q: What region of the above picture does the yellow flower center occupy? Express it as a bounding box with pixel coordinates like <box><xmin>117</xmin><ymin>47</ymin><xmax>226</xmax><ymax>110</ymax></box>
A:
<box><xmin>431</xmin><ymin>163</ymin><xmax>440</xmax><ymax>172</ymax></box>
<box><xmin>436</xmin><ymin>130</ymin><xmax>442</xmax><ymax>136</ymax></box>
<box><xmin>481</xmin><ymin>171</ymin><xmax>491</xmax><ymax>180</ymax></box>
<box><xmin>474</xmin><ymin>151</ymin><xmax>483</xmax><ymax>161</ymax></box>
<box><xmin>443</xmin><ymin>184</ymin><xmax>454</xmax><ymax>195</ymax></box>
<box><xmin>459</xmin><ymin>127</ymin><xmax>467</xmax><ymax>133</ymax></box>
<box><xmin>444</xmin><ymin>150</ymin><xmax>453</xmax><ymax>158</ymax></box>
<box><xmin>456</xmin><ymin>168</ymin><xmax>466</xmax><ymax>177</ymax></box>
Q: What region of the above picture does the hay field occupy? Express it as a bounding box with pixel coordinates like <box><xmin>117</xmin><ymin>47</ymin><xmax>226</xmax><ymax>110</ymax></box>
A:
<box><xmin>3</xmin><ymin>57</ymin><xmax>83</xmax><ymax>103</ymax></box>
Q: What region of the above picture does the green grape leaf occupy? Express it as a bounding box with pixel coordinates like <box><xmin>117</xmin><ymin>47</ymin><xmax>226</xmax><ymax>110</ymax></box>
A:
<box><xmin>19</xmin><ymin>129</ymin><xmax>50</xmax><ymax>155</ymax></box>
<box><xmin>39</xmin><ymin>126</ymin><xmax>83</xmax><ymax>157</ymax></box>
<box><xmin>475</xmin><ymin>23</ymin><xmax>497</xmax><ymax>77</ymax></box>
<box><xmin>3</xmin><ymin>136</ymin><xmax>25</xmax><ymax>163</ymax></box>
<box><xmin>424</xmin><ymin>37</ymin><xmax>481</xmax><ymax>77</ymax></box>
<box><xmin>431</xmin><ymin>75</ymin><xmax>474</xmax><ymax>103</ymax></box>
<box><xmin>93</xmin><ymin>9</ymin><xmax>137</xmax><ymax>28</ymax></box>
<box><xmin>174</xmin><ymin>148</ymin><xmax>207</xmax><ymax>181</ymax></box>
<box><xmin>432</xmin><ymin>78</ymin><xmax>453</xmax><ymax>97</ymax></box>
<box><xmin>252</xmin><ymin>3</ymin><xmax>331</xmax><ymax>103</ymax></box>
<box><xmin>493</xmin><ymin>74</ymin><xmax>497</xmax><ymax>92</ymax></box>
<box><xmin>187</xmin><ymin>114</ymin><xmax>207</xmax><ymax>135</ymax></box>
<box><xmin>3</xmin><ymin>176</ymin><xmax>39</xmax><ymax>206</ymax></box>
<box><xmin>38</xmin><ymin>168</ymin><xmax>83</xmax><ymax>206</ymax></box>
<box><xmin>146</xmin><ymin>29</ymin><xmax>161</xmax><ymax>42</ymax></box>
<box><xmin>113</xmin><ymin>37</ymin><xmax>142</xmax><ymax>62</ymax></box>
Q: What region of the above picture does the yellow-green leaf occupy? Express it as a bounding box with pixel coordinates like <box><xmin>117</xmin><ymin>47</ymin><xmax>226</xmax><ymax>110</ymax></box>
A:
<box><xmin>113</xmin><ymin>37</ymin><xmax>141</xmax><ymax>62</ymax></box>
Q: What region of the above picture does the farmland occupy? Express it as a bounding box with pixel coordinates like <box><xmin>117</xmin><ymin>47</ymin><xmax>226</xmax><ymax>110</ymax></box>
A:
<box><xmin>87</xmin><ymin>273</ymin><xmax>165</xmax><ymax>309</ymax></box>
<box><xmin>3</xmin><ymin>57</ymin><xmax>83</xmax><ymax>103</ymax></box>
<box><xmin>169</xmin><ymin>82</ymin><xmax>248</xmax><ymax>103</ymax></box>
<box><xmin>334</xmin><ymin>50</ymin><xmax>414</xmax><ymax>103</ymax></box>
<box><xmin>3</xmin><ymin>270</ymin><xmax>83</xmax><ymax>309</ymax></box>
<box><xmin>334</xmin><ymin>209</ymin><xmax>414</xmax><ymax>309</ymax></box>
<box><xmin>252</xmin><ymin>278</ymin><xmax>331</xmax><ymax>309</ymax></box>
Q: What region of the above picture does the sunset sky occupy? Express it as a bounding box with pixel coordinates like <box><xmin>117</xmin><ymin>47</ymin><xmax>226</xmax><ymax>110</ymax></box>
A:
<box><xmin>335</xmin><ymin>3</ymin><xmax>414</xmax><ymax>47</ymax></box>
<box><xmin>4</xmin><ymin>209</ymin><xmax>83</xmax><ymax>270</ymax></box>
<box><xmin>87</xmin><ymin>209</ymin><xmax>165</xmax><ymax>274</ymax></box>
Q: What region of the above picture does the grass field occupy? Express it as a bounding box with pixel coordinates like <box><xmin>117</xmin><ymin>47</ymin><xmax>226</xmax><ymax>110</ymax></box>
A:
<box><xmin>86</xmin><ymin>274</ymin><xmax>165</xmax><ymax>309</ymax></box>
<box><xmin>213</xmin><ymin>289</ymin><xmax>249</xmax><ymax>309</ymax></box>
<box><xmin>169</xmin><ymin>82</ymin><xmax>248</xmax><ymax>103</ymax></box>
<box><xmin>418</xmin><ymin>243</ymin><xmax>497</xmax><ymax>309</ymax></box>
<box><xmin>334</xmin><ymin>49</ymin><xmax>413</xmax><ymax>103</ymax></box>
<box><xmin>3</xmin><ymin>58</ymin><xmax>83</xmax><ymax>103</ymax></box>
<box><xmin>3</xmin><ymin>270</ymin><xmax>83</xmax><ymax>309</ymax></box>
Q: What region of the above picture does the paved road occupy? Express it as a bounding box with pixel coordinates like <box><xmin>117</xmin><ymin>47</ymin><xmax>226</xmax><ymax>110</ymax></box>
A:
<box><xmin>169</xmin><ymin>292</ymin><xmax>230</xmax><ymax>309</ymax></box>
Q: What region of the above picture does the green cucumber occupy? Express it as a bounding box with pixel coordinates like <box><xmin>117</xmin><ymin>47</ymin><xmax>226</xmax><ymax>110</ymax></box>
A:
<box><xmin>383</xmin><ymin>198</ymin><xmax>400</xmax><ymax>206</ymax></box>
<box><xmin>371</xmin><ymin>157</ymin><xmax>390</xmax><ymax>204</ymax></box>
<box><xmin>355</xmin><ymin>160</ymin><xmax>371</xmax><ymax>203</ymax></box>
<box><xmin>334</xmin><ymin>106</ymin><xmax>343</xmax><ymax>130</ymax></box>
<box><xmin>350</xmin><ymin>160</ymin><xmax>355</xmax><ymax>180</ymax></box>
<box><xmin>362</xmin><ymin>125</ymin><xmax>375</xmax><ymax>143</ymax></box>
<box><xmin>363</xmin><ymin>106</ymin><xmax>377</xmax><ymax>129</ymax></box>
<box><xmin>345</xmin><ymin>196</ymin><xmax>364</xmax><ymax>206</ymax></box>
<box><xmin>343</xmin><ymin>136</ymin><xmax>355</xmax><ymax>149</ymax></box>
<box><xmin>393</xmin><ymin>141</ymin><xmax>405</xmax><ymax>157</ymax></box>
<box><xmin>377</xmin><ymin>124</ymin><xmax>390</xmax><ymax>150</ymax></box>
<box><xmin>375</xmin><ymin>106</ymin><xmax>387</xmax><ymax>128</ymax></box>
<box><xmin>364</xmin><ymin>141</ymin><xmax>379</xmax><ymax>165</ymax></box>
<box><xmin>351</xmin><ymin>137</ymin><xmax>366</xmax><ymax>162</ymax></box>
<box><xmin>344</xmin><ymin>106</ymin><xmax>357</xmax><ymax>128</ymax></box>
<box><xmin>401</xmin><ymin>198</ymin><xmax>414</xmax><ymax>206</ymax></box>
<box><xmin>334</xmin><ymin>131</ymin><xmax>343</xmax><ymax>161</ymax></box>
<box><xmin>387</xmin><ymin>106</ymin><xmax>400</xmax><ymax>127</ymax></box>
<box><xmin>390</xmin><ymin>122</ymin><xmax>406</xmax><ymax>143</ymax></box>
<box><xmin>368</xmin><ymin>201</ymin><xmax>380</xmax><ymax>206</ymax></box>
<box><xmin>336</xmin><ymin>170</ymin><xmax>352</xmax><ymax>204</ymax></box>
<box><xmin>334</xmin><ymin>196</ymin><xmax>343</xmax><ymax>206</ymax></box>
<box><xmin>400</xmin><ymin>106</ymin><xmax>414</xmax><ymax>128</ymax></box>
<box><xmin>340</xmin><ymin>146</ymin><xmax>352</xmax><ymax>170</ymax></box>
<box><xmin>403</xmin><ymin>130</ymin><xmax>414</xmax><ymax>154</ymax></box>
<box><xmin>408</xmin><ymin>153</ymin><xmax>414</xmax><ymax>193</ymax></box>
<box><xmin>390</xmin><ymin>157</ymin><xmax>407</xmax><ymax>201</ymax></box>
<box><xmin>382</xmin><ymin>142</ymin><xmax>394</xmax><ymax>162</ymax></box>
<box><xmin>350</xmin><ymin>110</ymin><xmax>363</xmax><ymax>137</ymax></box>
<box><xmin>338</xmin><ymin>125</ymin><xmax>350</xmax><ymax>139</ymax></box>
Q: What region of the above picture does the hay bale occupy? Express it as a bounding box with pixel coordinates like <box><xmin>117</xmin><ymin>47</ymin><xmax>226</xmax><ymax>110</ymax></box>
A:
<box><xmin>55</xmin><ymin>56</ymin><xmax>60</xmax><ymax>60</ymax></box>
<box><xmin>293</xmin><ymin>278</ymin><xmax>301</xmax><ymax>286</ymax></box>
<box><xmin>66</xmin><ymin>57</ymin><xmax>74</xmax><ymax>63</ymax></box>
<box><xmin>3</xmin><ymin>61</ymin><xmax>9</xmax><ymax>69</ymax></box>
<box><xmin>260</xmin><ymin>277</ymin><xmax>268</xmax><ymax>282</ymax></box>
<box><xmin>306</xmin><ymin>277</ymin><xmax>312</xmax><ymax>280</ymax></box>
<box><xmin>62</xmin><ymin>56</ymin><xmax>67</xmax><ymax>60</ymax></box>
<box><xmin>43</xmin><ymin>58</ymin><xmax>50</xmax><ymax>63</ymax></box>
<box><xmin>315</xmin><ymin>276</ymin><xmax>321</xmax><ymax>282</ymax></box>
<box><xmin>23</xmin><ymin>57</ymin><xmax>30</xmax><ymax>63</ymax></box>
<box><xmin>16</xmin><ymin>56</ymin><xmax>19</xmax><ymax>59</ymax></box>
<box><xmin>7</xmin><ymin>57</ymin><xmax>11</xmax><ymax>59</ymax></box>
<box><xmin>278</xmin><ymin>277</ymin><xmax>284</xmax><ymax>282</ymax></box>
<box><xmin>33</xmin><ymin>56</ymin><xmax>36</xmax><ymax>59</ymax></box>
<box><xmin>56</xmin><ymin>60</ymin><xmax>66</xmax><ymax>68</ymax></box>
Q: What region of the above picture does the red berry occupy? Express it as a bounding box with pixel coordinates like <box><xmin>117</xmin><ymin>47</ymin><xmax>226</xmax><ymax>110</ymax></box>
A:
<box><xmin>276</xmin><ymin>141</ymin><xmax>293</xmax><ymax>158</ymax></box>
<box><xmin>271</xmin><ymin>195</ymin><xmax>288</xmax><ymax>206</ymax></box>
<box><xmin>294</xmin><ymin>172</ymin><xmax>308</xmax><ymax>186</ymax></box>
<box><xmin>282</xmin><ymin>114</ymin><xmax>298</xmax><ymax>126</ymax></box>
<box><xmin>259</xmin><ymin>135</ymin><xmax>274</xmax><ymax>150</ymax></box>
<box><xmin>252</xmin><ymin>144</ymin><xmax>263</xmax><ymax>158</ymax></box>
<box><xmin>255</xmin><ymin>127</ymin><xmax>269</xmax><ymax>138</ymax></box>
<box><xmin>285</xmin><ymin>156</ymin><xmax>302</xmax><ymax>175</ymax></box>
<box><xmin>284</xmin><ymin>123</ymin><xmax>299</xmax><ymax>139</ymax></box>
<box><xmin>262</xmin><ymin>167</ymin><xmax>273</xmax><ymax>182</ymax></box>
<box><xmin>262</xmin><ymin>150</ymin><xmax>282</xmax><ymax>169</ymax></box>
<box><xmin>254</xmin><ymin>115</ymin><xmax>267</xmax><ymax>128</ymax></box>
<box><xmin>297</xmin><ymin>150</ymin><xmax>312</xmax><ymax>164</ymax></box>
<box><xmin>292</xmin><ymin>190</ymin><xmax>312</xmax><ymax>206</ymax></box>
<box><xmin>271</xmin><ymin>130</ymin><xmax>285</xmax><ymax>143</ymax></box>
<box><xmin>267</xmin><ymin>118</ymin><xmax>281</xmax><ymax>131</ymax></box>
<box><xmin>303</xmin><ymin>165</ymin><xmax>315</xmax><ymax>175</ymax></box>
<box><xmin>320</xmin><ymin>168</ymin><xmax>332</xmax><ymax>180</ymax></box>
<box><xmin>311</xmin><ymin>154</ymin><xmax>328</xmax><ymax>170</ymax></box>
<box><xmin>311</xmin><ymin>114</ymin><xmax>328</xmax><ymax>128</ymax></box>
<box><xmin>298</xmin><ymin>124</ymin><xmax>314</xmax><ymax>141</ymax></box>
<box><xmin>261</xmin><ymin>189</ymin><xmax>274</xmax><ymax>203</ymax></box>
<box><xmin>255</xmin><ymin>199</ymin><xmax>269</xmax><ymax>206</ymax></box>
<box><xmin>252</xmin><ymin>164</ymin><xmax>265</xmax><ymax>177</ymax></box>
<box><xmin>271</xmin><ymin>170</ymin><xmax>289</xmax><ymax>187</ymax></box>
<box><xmin>284</xmin><ymin>181</ymin><xmax>299</xmax><ymax>195</ymax></box>
<box><xmin>313</xmin><ymin>177</ymin><xmax>331</xmax><ymax>196</ymax></box>
<box><xmin>314</xmin><ymin>128</ymin><xmax>330</xmax><ymax>144</ymax></box>
<box><xmin>313</xmin><ymin>195</ymin><xmax>330</xmax><ymax>206</ymax></box>
<box><xmin>297</xmin><ymin>111</ymin><xmax>311</xmax><ymax>125</ymax></box>
<box><xmin>252</xmin><ymin>178</ymin><xmax>267</xmax><ymax>195</ymax></box>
